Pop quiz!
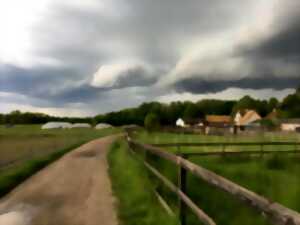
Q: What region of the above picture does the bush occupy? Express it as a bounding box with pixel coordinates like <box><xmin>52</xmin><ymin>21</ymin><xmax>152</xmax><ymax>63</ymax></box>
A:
<box><xmin>144</xmin><ymin>113</ymin><xmax>160</xmax><ymax>131</ymax></box>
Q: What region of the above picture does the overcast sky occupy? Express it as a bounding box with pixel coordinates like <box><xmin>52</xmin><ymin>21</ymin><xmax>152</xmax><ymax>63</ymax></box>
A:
<box><xmin>0</xmin><ymin>0</ymin><xmax>299</xmax><ymax>116</ymax></box>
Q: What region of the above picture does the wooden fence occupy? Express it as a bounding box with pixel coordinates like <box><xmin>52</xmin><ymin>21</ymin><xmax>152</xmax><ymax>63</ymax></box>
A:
<box><xmin>126</xmin><ymin>136</ymin><xmax>300</xmax><ymax>225</ymax></box>
<box><xmin>153</xmin><ymin>142</ymin><xmax>300</xmax><ymax>157</ymax></box>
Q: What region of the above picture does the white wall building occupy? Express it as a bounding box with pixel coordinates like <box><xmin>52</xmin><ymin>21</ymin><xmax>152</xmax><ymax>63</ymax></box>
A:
<box><xmin>71</xmin><ymin>123</ymin><xmax>91</xmax><ymax>128</ymax></box>
<box><xmin>41</xmin><ymin>122</ymin><xmax>72</xmax><ymax>129</ymax></box>
<box><xmin>280</xmin><ymin>119</ymin><xmax>300</xmax><ymax>131</ymax></box>
<box><xmin>176</xmin><ymin>118</ymin><xmax>185</xmax><ymax>127</ymax></box>
<box><xmin>95</xmin><ymin>123</ymin><xmax>112</xmax><ymax>129</ymax></box>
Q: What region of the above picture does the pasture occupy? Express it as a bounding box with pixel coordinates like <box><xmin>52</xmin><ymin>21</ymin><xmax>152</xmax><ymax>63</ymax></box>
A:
<box><xmin>127</xmin><ymin>130</ymin><xmax>300</xmax><ymax>225</ymax></box>
<box><xmin>0</xmin><ymin>125</ymin><xmax>121</xmax><ymax>196</ymax></box>
<box><xmin>0</xmin><ymin>125</ymin><xmax>120</xmax><ymax>167</ymax></box>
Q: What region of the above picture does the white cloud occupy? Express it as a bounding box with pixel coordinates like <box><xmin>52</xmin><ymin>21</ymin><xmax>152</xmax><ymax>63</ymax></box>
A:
<box><xmin>91</xmin><ymin>62</ymin><xmax>150</xmax><ymax>88</ymax></box>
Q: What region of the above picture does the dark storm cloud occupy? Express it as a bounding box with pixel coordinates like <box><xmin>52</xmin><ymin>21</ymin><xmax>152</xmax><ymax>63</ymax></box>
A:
<box><xmin>172</xmin><ymin>0</ymin><xmax>300</xmax><ymax>94</ymax></box>
<box><xmin>175</xmin><ymin>76</ymin><xmax>300</xmax><ymax>94</ymax></box>
<box><xmin>0</xmin><ymin>63</ymin><xmax>159</xmax><ymax>106</ymax></box>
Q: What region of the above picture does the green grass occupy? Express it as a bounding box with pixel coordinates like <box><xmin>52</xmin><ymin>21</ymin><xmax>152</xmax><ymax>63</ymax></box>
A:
<box><xmin>133</xmin><ymin>130</ymin><xmax>300</xmax><ymax>153</ymax></box>
<box><xmin>0</xmin><ymin>125</ymin><xmax>121</xmax><ymax>197</ymax></box>
<box><xmin>0</xmin><ymin>125</ymin><xmax>121</xmax><ymax>166</ymax></box>
<box><xmin>131</xmin><ymin>130</ymin><xmax>300</xmax><ymax>225</ymax></box>
<box><xmin>107</xmin><ymin>139</ymin><xmax>179</xmax><ymax>225</ymax></box>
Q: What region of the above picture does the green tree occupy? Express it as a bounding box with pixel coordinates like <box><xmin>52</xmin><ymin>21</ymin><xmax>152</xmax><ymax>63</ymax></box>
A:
<box><xmin>144</xmin><ymin>113</ymin><xmax>160</xmax><ymax>131</ymax></box>
<box><xmin>183</xmin><ymin>103</ymin><xmax>199</xmax><ymax>120</ymax></box>
<box><xmin>268</xmin><ymin>98</ymin><xmax>279</xmax><ymax>112</ymax></box>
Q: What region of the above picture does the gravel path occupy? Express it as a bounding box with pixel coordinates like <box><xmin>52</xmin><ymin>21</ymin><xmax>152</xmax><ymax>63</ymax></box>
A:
<box><xmin>0</xmin><ymin>135</ymin><xmax>119</xmax><ymax>225</ymax></box>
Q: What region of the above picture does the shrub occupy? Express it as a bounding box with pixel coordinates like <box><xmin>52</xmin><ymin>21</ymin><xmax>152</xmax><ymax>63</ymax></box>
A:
<box><xmin>144</xmin><ymin>113</ymin><xmax>160</xmax><ymax>131</ymax></box>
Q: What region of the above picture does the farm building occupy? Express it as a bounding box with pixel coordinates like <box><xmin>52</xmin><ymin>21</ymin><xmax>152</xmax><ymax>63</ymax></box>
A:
<box><xmin>205</xmin><ymin>115</ymin><xmax>232</xmax><ymax>127</ymax></box>
<box><xmin>41</xmin><ymin>122</ymin><xmax>72</xmax><ymax>129</ymax></box>
<box><xmin>280</xmin><ymin>119</ymin><xmax>300</xmax><ymax>131</ymax></box>
<box><xmin>95</xmin><ymin>123</ymin><xmax>112</xmax><ymax>129</ymax></box>
<box><xmin>265</xmin><ymin>109</ymin><xmax>278</xmax><ymax>121</ymax></box>
<box><xmin>237</xmin><ymin>110</ymin><xmax>262</xmax><ymax>126</ymax></box>
<box><xmin>176</xmin><ymin>118</ymin><xmax>185</xmax><ymax>127</ymax></box>
<box><xmin>71</xmin><ymin>123</ymin><xmax>91</xmax><ymax>128</ymax></box>
<box><xmin>204</xmin><ymin>115</ymin><xmax>232</xmax><ymax>135</ymax></box>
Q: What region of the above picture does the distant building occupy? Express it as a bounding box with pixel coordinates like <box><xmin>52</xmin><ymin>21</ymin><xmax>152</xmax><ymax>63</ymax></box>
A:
<box><xmin>205</xmin><ymin>115</ymin><xmax>232</xmax><ymax>135</ymax></box>
<box><xmin>71</xmin><ymin>123</ymin><xmax>91</xmax><ymax>128</ymax></box>
<box><xmin>265</xmin><ymin>109</ymin><xmax>278</xmax><ymax>121</ymax></box>
<box><xmin>95</xmin><ymin>123</ymin><xmax>112</xmax><ymax>129</ymax></box>
<box><xmin>176</xmin><ymin>118</ymin><xmax>185</xmax><ymax>127</ymax></box>
<box><xmin>205</xmin><ymin>115</ymin><xmax>232</xmax><ymax>127</ymax></box>
<box><xmin>238</xmin><ymin>110</ymin><xmax>262</xmax><ymax>126</ymax></box>
<box><xmin>41</xmin><ymin>122</ymin><xmax>72</xmax><ymax>129</ymax></box>
<box><xmin>280</xmin><ymin>119</ymin><xmax>300</xmax><ymax>131</ymax></box>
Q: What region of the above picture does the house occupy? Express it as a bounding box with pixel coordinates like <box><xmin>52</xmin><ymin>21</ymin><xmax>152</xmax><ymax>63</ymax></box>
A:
<box><xmin>280</xmin><ymin>119</ymin><xmax>300</xmax><ymax>131</ymax></box>
<box><xmin>238</xmin><ymin>110</ymin><xmax>262</xmax><ymax>126</ymax></box>
<box><xmin>176</xmin><ymin>118</ymin><xmax>185</xmax><ymax>127</ymax></box>
<box><xmin>265</xmin><ymin>109</ymin><xmax>278</xmax><ymax>121</ymax></box>
<box><xmin>205</xmin><ymin>115</ymin><xmax>232</xmax><ymax>127</ymax></box>
<box><xmin>95</xmin><ymin>123</ymin><xmax>112</xmax><ymax>129</ymax></box>
<box><xmin>41</xmin><ymin>122</ymin><xmax>72</xmax><ymax>129</ymax></box>
<box><xmin>71</xmin><ymin>123</ymin><xmax>91</xmax><ymax>128</ymax></box>
<box><xmin>204</xmin><ymin>115</ymin><xmax>232</xmax><ymax>135</ymax></box>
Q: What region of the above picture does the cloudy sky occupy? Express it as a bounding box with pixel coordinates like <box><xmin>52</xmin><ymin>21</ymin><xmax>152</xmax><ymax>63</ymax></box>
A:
<box><xmin>0</xmin><ymin>0</ymin><xmax>299</xmax><ymax>116</ymax></box>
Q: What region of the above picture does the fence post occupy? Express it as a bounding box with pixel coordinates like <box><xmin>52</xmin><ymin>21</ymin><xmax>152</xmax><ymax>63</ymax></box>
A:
<box><xmin>260</xmin><ymin>144</ymin><xmax>264</xmax><ymax>158</ymax></box>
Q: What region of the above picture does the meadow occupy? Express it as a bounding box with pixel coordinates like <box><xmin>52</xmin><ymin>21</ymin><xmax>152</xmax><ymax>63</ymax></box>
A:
<box><xmin>0</xmin><ymin>125</ymin><xmax>120</xmax><ymax>167</ymax></box>
<box><xmin>0</xmin><ymin>125</ymin><xmax>121</xmax><ymax>196</ymax></box>
<box><xmin>127</xmin><ymin>130</ymin><xmax>300</xmax><ymax>225</ymax></box>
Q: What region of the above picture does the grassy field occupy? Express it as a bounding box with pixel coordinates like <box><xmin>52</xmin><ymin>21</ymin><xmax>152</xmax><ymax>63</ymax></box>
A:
<box><xmin>0</xmin><ymin>125</ymin><xmax>121</xmax><ymax>196</ymax></box>
<box><xmin>133</xmin><ymin>130</ymin><xmax>300</xmax><ymax>153</ymax></box>
<box><xmin>0</xmin><ymin>125</ymin><xmax>121</xmax><ymax>167</ymax></box>
<box><xmin>108</xmin><ymin>139</ymin><xmax>179</xmax><ymax>225</ymax></box>
<box><xmin>130</xmin><ymin>130</ymin><xmax>300</xmax><ymax>225</ymax></box>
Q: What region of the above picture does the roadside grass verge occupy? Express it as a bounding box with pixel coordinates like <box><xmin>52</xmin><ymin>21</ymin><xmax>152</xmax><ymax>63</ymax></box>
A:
<box><xmin>107</xmin><ymin>139</ymin><xmax>179</xmax><ymax>225</ymax></box>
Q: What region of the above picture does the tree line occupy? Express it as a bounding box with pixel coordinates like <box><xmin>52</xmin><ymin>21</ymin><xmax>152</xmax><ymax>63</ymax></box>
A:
<box><xmin>1</xmin><ymin>87</ymin><xmax>300</xmax><ymax>126</ymax></box>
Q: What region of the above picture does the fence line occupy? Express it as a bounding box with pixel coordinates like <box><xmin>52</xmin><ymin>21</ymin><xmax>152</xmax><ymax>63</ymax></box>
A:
<box><xmin>153</xmin><ymin>142</ymin><xmax>300</xmax><ymax>147</ymax></box>
<box><xmin>127</xmin><ymin>137</ymin><xmax>300</xmax><ymax>225</ymax></box>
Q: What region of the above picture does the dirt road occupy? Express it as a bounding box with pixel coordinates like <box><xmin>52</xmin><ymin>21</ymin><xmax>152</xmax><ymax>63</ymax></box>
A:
<box><xmin>0</xmin><ymin>135</ymin><xmax>119</xmax><ymax>225</ymax></box>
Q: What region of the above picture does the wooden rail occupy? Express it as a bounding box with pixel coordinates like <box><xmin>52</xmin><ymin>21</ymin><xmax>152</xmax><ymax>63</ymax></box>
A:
<box><xmin>127</xmin><ymin>137</ymin><xmax>300</xmax><ymax>225</ymax></box>
<box><xmin>153</xmin><ymin>142</ymin><xmax>300</xmax><ymax>147</ymax></box>
<box><xmin>153</xmin><ymin>142</ymin><xmax>300</xmax><ymax>157</ymax></box>
<box><xmin>144</xmin><ymin>161</ymin><xmax>216</xmax><ymax>225</ymax></box>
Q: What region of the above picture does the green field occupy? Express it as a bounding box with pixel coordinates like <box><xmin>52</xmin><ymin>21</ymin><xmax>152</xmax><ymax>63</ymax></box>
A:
<box><xmin>133</xmin><ymin>130</ymin><xmax>300</xmax><ymax>153</ymax></box>
<box><xmin>0</xmin><ymin>125</ymin><xmax>120</xmax><ymax>167</ymax></box>
<box><xmin>0</xmin><ymin>125</ymin><xmax>121</xmax><ymax>196</ymax></box>
<box><xmin>129</xmin><ymin>131</ymin><xmax>300</xmax><ymax>225</ymax></box>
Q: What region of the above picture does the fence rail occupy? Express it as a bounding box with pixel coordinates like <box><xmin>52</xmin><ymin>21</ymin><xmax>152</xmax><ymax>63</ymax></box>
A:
<box><xmin>153</xmin><ymin>142</ymin><xmax>300</xmax><ymax>147</ymax></box>
<box><xmin>127</xmin><ymin>136</ymin><xmax>300</xmax><ymax>225</ymax></box>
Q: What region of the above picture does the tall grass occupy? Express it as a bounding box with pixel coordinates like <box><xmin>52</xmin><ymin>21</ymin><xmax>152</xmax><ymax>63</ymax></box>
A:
<box><xmin>107</xmin><ymin>140</ymin><xmax>179</xmax><ymax>225</ymax></box>
<box><xmin>131</xmin><ymin>131</ymin><xmax>300</xmax><ymax>225</ymax></box>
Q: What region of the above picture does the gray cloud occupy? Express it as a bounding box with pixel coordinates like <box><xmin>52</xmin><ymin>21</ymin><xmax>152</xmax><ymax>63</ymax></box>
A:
<box><xmin>174</xmin><ymin>76</ymin><xmax>300</xmax><ymax>94</ymax></box>
<box><xmin>1</xmin><ymin>0</ymin><xmax>300</xmax><ymax>115</ymax></box>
